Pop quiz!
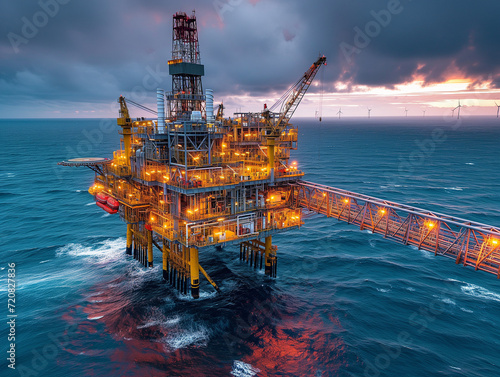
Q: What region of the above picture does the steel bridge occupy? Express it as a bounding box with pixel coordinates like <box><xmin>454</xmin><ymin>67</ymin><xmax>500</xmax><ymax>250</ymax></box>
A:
<box><xmin>293</xmin><ymin>181</ymin><xmax>500</xmax><ymax>278</ymax></box>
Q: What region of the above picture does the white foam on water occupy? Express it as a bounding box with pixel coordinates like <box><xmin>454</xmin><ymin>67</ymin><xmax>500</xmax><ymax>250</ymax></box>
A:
<box><xmin>441</xmin><ymin>297</ymin><xmax>456</xmax><ymax>306</ymax></box>
<box><xmin>465</xmin><ymin>163</ymin><xmax>474</xmax><ymax>165</ymax></box>
<box><xmin>444</xmin><ymin>187</ymin><xmax>463</xmax><ymax>191</ymax></box>
<box><xmin>76</xmin><ymin>190</ymin><xmax>82</xmax><ymax>192</ymax></box>
<box><xmin>376</xmin><ymin>288</ymin><xmax>390</xmax><ymax>293</ymax></box>
<box><xmin>178</xmin><ymin>289</ymin><xmax>217</xmax><ymax>301</ymax></box>
<box><xmin>231</xmin><ymin>361</ymin><xmax>261</xmax><ymax>377</ymax></box>
<box><xmin>165</xmin><ymin>325</ymin><xmax>210</xmax><ymax>350</ymax></box>
<box><xmin>460</xmin><ymin>283</ymin><xmax>500</xmax><ymax>303</ymax></box>
<box><xmin>101</xmin><ymin>213</ymin><xmax>111</xmax><ymax>218</ymax></box>
<box><xmin>460</xmin><ymin>307</ymin><xmax>473</xmax><ymax>313</ymax></box>
<box><xmin>419</xmin><ymin>249</ymin><xmax>433</xmax><ymax>259</ymax></box>
<box><xmin>450</xmin><ymin>366</ymin><xmax>462</xmax><ymax>371</ymax></box>
<box><xmin>40</xmin><ymin>260</ymin><xmax>50</xmax><ymax>264</ymax></box>
<box><xmin>137</xmin><ymin>311</ymin><xmax>181</xmax><ymax>330</ymax></box>
<box><xmin>85</xmin><ymin>202</ymin><xmax>95</xmax><ymax>206</ymax></box>
<box><xmin>88</xmin><ymin>315</ymin><xmax>104</xmax><ymax>320</ymax></box>
<box><xmin>56</xmin><ymin>238</ymin><xmax>125</xmax><ymax>266</ymax></box>
<box><xmin>406</xmin><ymin>287</ymin><xmax>416</xmax><ymax>292</ymax></box>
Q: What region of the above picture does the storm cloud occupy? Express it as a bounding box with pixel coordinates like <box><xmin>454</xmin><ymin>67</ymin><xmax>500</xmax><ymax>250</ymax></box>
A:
<box><xmin>1</xmin><ymin>0</ymin><xmax>500</xmax><ymax>117</ymax></box>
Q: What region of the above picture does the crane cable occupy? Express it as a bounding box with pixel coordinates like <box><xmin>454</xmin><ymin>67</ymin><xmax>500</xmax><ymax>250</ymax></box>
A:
<box><xmin>125</xmin><ymin>98</ymin><xmax>158</xmax><ymax>115</ymax></box>
<box><xmin>319</xmin><ymin>66</ymin><xmax>324</xmax><ymax>122</ymax></box>
<box><xmin>318</xmin><ymin>66</ymin><xmax>324</xmax><ymax>158</ymax></box>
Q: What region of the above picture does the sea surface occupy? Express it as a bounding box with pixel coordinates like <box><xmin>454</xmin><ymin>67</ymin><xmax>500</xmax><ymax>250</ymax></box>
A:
<box><xmin>1</xmin><ymin>117</ymin><xmax>500</xmax><ymax>377</ymax></box>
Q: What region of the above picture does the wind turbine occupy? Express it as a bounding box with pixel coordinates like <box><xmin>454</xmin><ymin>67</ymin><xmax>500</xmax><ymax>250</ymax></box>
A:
<box><xmin>453</xmin><ymin>100</ymin><xmax>462</xmax><ymax>119</ymax></box>
<box><xmin>422</xmin><ymin>109</ymin><xmax>426</xmax><ymax>117</ymax></box>
<box><xmin>405</xmin><ymin>108</ymin><xmax>408</xmax><ymax>117</ymax></box>
<box><xmin>368</xmin><ymin>107</ymin><xmax>372</xmax><ymax>118</ymax></box>
<box><xmin>495</xmin><ymin>102</ymin><xmax>500</xmax><ymax>118</ymax></box>
<box><xmin>337</xmin><ymin>107</ymin><xmax>343</xmax><ymax>119</ymax></box>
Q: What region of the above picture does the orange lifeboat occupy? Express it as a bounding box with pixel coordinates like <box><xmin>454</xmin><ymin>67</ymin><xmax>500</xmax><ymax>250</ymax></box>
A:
<box><xmin>95</xmin><ymin>192</ymin><xmax>118</xmax><ymax>214</ymax></box>
<box><xmin>96</xmin><ymin>201</ymin><xmax>118</xmax><ymax>214</ymax></box>
<box><xmin>107</xmin><ymin>197</ymin><xmax>120</xmax><ymax>211</ymax></box>
<box><xmin>96</xmin><ymin>192</ymin><xmax>109</xmax><ymax>204</ymax></box>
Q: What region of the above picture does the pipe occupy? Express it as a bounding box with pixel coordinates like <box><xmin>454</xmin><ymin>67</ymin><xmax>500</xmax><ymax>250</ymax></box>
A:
<box><xmin>157</xmin><ymin>88</ymin><xmax>165</xmax><ymax>133</ymax></box>
<box><xmin>126</xmin><ymin>224</ymin><xmax>132</xmax><ymax>255</ymax></box>
<box><xmin>190</xmin><ymin>247</ymin><xmax>200</xmax><ymax>299</ymax></box>
<box><xmin>205</xmin><ymin>89</ymin><xmax>214</xmax><ymax>122</ymax></box>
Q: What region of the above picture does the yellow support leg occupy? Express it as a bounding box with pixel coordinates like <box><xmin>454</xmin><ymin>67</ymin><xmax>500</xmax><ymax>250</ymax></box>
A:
<box><xmin>162</xmin><ymin>240</ymin><xmax>169</xmax><ymax>280</ymax></box>
<box><xmin>126</xmin><ymin>224</ymin><xmax>132</xmax><ymax>255</ymax></box>
<box><xmin>267</xmin><ymin>138</ymin><xmax>275</xmax><ymax>183</ymax></box>
<box><xmin>147</xmin><ymin>230</ymin><xmax>153</xmax><ymax>267</ymax></box>
<box><xmin>190</xmin><ymin>247</ymin><xmax>200</xmax><ymax>299</ymax></box>
<box><xmin>199</xmin><ymin>264</ymin><xmax>221</xmax><ymax>293</ymax></box>
<box><xmin>265</xmin><ymin>235</ymin><xmax>272</xmax><ymax>276</ymax></box>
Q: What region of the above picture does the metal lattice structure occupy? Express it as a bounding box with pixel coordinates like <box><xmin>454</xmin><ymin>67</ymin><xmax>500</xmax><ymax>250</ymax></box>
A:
<box><xmin>167</xmin><ymin>11</ymin><xmax>204</xmax><ymax>119</ymax></box>
<box><xmin>294</xmin><ymin>181</ymin><xmax>500</xmax><ymax>277</ymax></box>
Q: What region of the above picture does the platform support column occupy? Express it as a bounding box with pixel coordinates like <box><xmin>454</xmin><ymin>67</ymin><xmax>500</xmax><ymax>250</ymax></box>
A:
<box><xmin>162</xmin><ymin>240</ymin><xmax>169</xmax><ymax>280</ymax></box>
<box><xmin>122</xmin><ymin>126</ymin><xmax>132</xmax><ymax>165</ymax></box>
<box><xmin>126</xmin><ymin>224</ymin><xmax>132</xmax><ymax>255</ymax></box>
<box><xmin>265</xmin><ymin>235</ymin><xmax>272</xmax><ymax>276</ymax></box>
<box><xmin>190</xmin><ymin>247</ymin><xmax>200</xmax><ymax>299</ymax></box>
<box><xmin>147</xmin><ymin>230</ymin><xmax>153</xmax><ymax>267</ymax></box>
<box><xmin>267</xmin><ymin>138</ymin><xmax>275</xmax><ymax>183</ymax></box>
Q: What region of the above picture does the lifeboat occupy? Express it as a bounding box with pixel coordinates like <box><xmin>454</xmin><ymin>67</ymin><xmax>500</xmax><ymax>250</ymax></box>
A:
<box><xmin>95</xmin><ymin>192</ymin><xmax>118</xmax><ymax>214</ymax></box>
<box><xmin>107</xmin><ymin>197</ymin><xmax>120</xmax><ymax>211</ymax></box>
<box><xmin>95</xmin><ymin>192</ymin><xmax>109</xmax><ymax>204</ymax></box>
<box><xmin>96</xmin><ymin>201</ymin><xmax>118</xmax><ymax>214</ymax></box>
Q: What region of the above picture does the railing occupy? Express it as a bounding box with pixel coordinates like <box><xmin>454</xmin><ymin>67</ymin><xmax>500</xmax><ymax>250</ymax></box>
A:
<box><xmin>294</xmin><ymin>181</ymin><xmax>500</xmax><ymax>278</ymax></box>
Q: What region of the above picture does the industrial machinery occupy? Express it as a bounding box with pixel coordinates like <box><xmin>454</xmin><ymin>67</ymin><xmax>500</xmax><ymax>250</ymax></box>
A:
<box><xmin>60</xmin><ymin>11</ymin><xmax>500</xmax><ymax>298</ymax></box>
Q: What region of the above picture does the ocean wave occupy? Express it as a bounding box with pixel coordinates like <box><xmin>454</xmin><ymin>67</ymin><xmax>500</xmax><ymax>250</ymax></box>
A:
<box><xmin>465</xmin><ymin>162</ymin><xmax>475</xmax><ymax>165</ymax></box>
<box><xmin>56</xmin><ymin>238</ymin><xmax>125</xmax><ymax>265</ymax></box>
<box><xmin>164</xmin><ymin>324</ymin><xmax>210</xmax><ymax>350</ymax></box>
<box><xmin>460</xmin><ymin>307</ymin><xmax>473</xmax><ymax>313</ymax></box>
<box><xmin>85</xmin><ymin>202</ymin><xmax>95</xmax><ymax>206</ymax></box>
<box><xmin>88</xmin><ymin>315</ymin><xmax>104</xmax><ymax>320</ymax></box>
<box><xmin>460</xmin><ymin>283</ymin><xmax>500</xmax><ymax>303</ymax></box>
<box><xmin>231</xmin><ymin>361</ymin><xmax>261</xmax><ymax>377</ymax></box>
<box><xmin>137</xmin><ymin>309</ymin><xmax>181</xmax><ymax>329</ymax></box>
<box><xmin>434</xmin><ymin>296</ymin><xmax>456</xmax><ymax>306</ymax></box>
<box><xmin>0</xmin><ymin>173</ymin><xmax>16</xmax><ymax>178</ymax></box>
<box><xmin>444</xmin><ymin>187</ymin><xmax>464</xmax><ymax>191</ymax></box>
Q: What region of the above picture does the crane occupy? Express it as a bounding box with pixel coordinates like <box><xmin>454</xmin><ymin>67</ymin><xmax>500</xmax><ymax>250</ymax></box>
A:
<box><xmin>263</xmin><ymin>55</ymin><xmax>327</xmax><ymax>138</ymax></box>
<box><xmin>262</xmin><ymin>56</ymin><xmax>326</xmax><ymax>183</ymax></box>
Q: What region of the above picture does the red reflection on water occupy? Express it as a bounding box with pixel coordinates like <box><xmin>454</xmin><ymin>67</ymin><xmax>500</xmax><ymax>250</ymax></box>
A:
<box><xmin>61</xmin><ymin>279</ymin><xmax>347</xmax><ymax>376</ymax></box>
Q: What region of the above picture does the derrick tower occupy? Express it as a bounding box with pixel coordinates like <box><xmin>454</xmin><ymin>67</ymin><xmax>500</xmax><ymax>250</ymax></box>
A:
<box><xmin>167</xmin><ymin>11</ymin><xmax>205</xmax><ymax>119</ymax></box>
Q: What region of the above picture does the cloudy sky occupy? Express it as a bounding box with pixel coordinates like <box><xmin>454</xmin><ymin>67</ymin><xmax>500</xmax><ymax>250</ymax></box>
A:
<box><xmin>2</xmin><ymin>0</ymin><xmax>500</xmax><ymax>118</ymax></box>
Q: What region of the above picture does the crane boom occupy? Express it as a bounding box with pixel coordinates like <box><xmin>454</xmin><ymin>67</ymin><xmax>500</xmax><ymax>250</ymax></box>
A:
<box><xmin>117</xmin><ymin>95</ymin><xmax>131</xmax><ymax>126</ymax></box>
<box><xmin>264</xmin><ymin>55</ymin><xmax>327</xmax><ymax>137</ymax></box>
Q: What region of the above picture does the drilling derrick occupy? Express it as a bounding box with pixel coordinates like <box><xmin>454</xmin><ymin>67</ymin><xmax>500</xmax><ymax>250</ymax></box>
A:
<box><xmin>167</xmin><ymin>11</ymin><xmax>205</xmax><ymax>119</ymax></box>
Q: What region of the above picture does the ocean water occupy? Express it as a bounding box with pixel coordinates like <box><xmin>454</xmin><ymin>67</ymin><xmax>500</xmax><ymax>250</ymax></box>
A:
<box><xmin>1</xmin><ymin>117</ymin><xmax>500</xmax><ymax>376</ymax></box>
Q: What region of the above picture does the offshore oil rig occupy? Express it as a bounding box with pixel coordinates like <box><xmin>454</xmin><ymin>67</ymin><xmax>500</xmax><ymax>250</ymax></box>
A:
<box><xmin>61</xmin><ymin>11</ymin><xmax>500</xmax><ymax>298</ymax></box>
